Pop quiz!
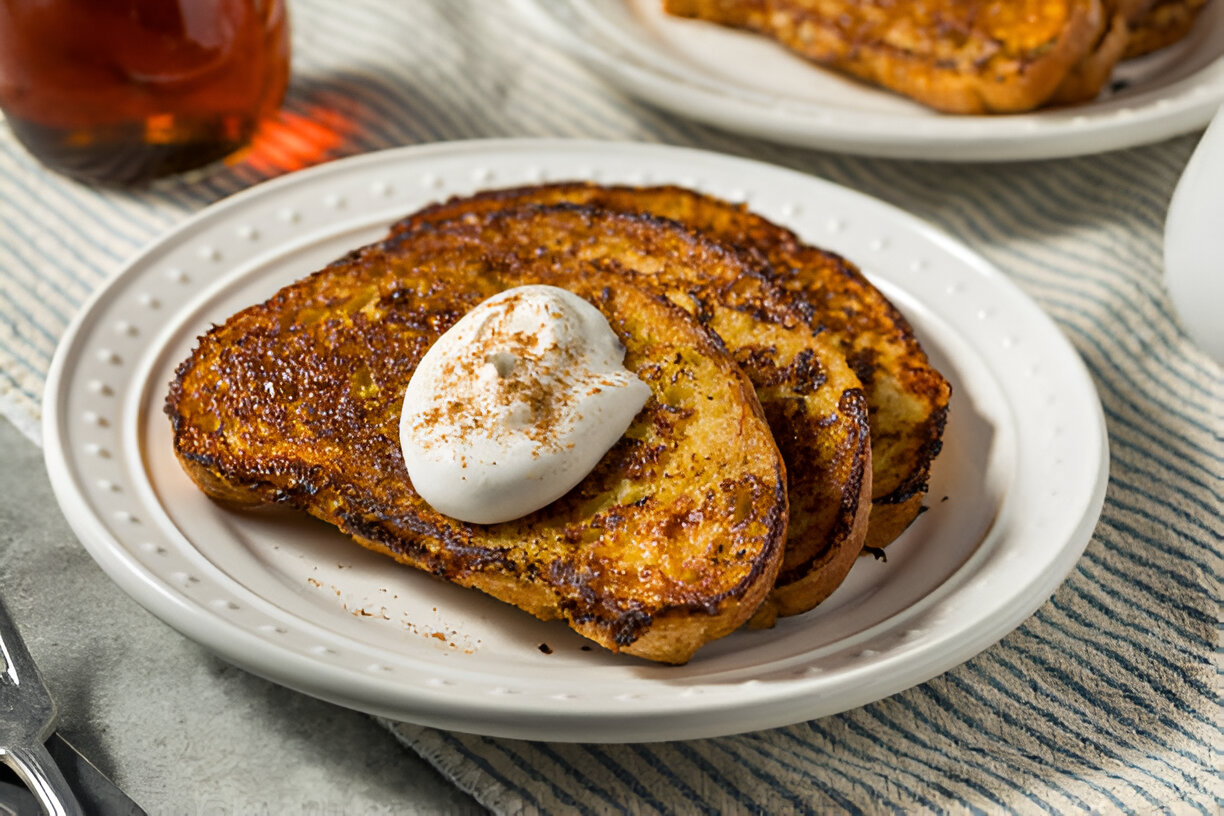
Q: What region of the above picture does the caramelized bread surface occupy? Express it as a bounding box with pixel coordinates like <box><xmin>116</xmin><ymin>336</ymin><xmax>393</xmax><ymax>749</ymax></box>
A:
<box><xmin>387</xmin><ymin>205</ymin><xmax>871</xmax><ymax>622</ymax></box>
<box><xmin>663</xmin><ymin>0</ymin><xmax>1111</xmax><ymax>113</ymax></box>
<box><xmin>1050</xmin><ymin>0</ymin><xmax>1161</xmax><ymax>104</ymax></box>
<box><xmin>1124</xmin><ymin>0</ymin><xmax>1209</xmax><ymax>57</ymax></box>
<box><xmin>168</xmin><ymin>260</ymin><xmax>787</xmax><ymax>664</ymax></box>
<box><xmin>395</xmin><ymin>184</ymin><xmax>947</xmax><ymax>550</ymax></box>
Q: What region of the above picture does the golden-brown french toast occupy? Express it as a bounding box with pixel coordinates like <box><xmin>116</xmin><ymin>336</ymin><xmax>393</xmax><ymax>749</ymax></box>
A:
<box><xmin>386</xmin><ymin>205</ymin><xmax>871</xmax><ymax>624</ymax></box>
<box><xmin>663</xmin><ymin>0</ymin><xmax>1111</xmax><ymax>113</ymax></box>
<box><xmin>1051</xmin><ymin>0</ymin><xmax>1157</xmax><ymax>104</ymax></box>
<box><xmin>393</xmin><ymin>184</ymin><xmax>948</xmax><ymax>551</ymax></box>
<box><xmin>1124</xmin><ymin>0</ymin><xmax>1208</xmax><ymax>57</ymax></box>
<box><xmin>168</xmin><ymin>263</ymin><xmax>787</xmax><ymax>664</ymax></box>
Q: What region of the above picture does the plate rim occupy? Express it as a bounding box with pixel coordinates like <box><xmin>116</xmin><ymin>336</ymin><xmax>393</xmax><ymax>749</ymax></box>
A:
<box><xmin>514</xmin><ymin>0</ymin><xmax>1224</xmax><ymax>161</ymax></box>
<box><xmin>41</xmin><ymin>138</ymin><xmax>1109</xmax><ymax>741</ymax></box>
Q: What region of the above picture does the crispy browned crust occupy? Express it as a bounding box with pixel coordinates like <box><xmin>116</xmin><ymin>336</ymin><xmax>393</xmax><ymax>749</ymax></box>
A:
<box><xmin>664</xmin><ymin>0</ymin><xmax>1110</xmax><ymax>113</ymax></box>
<box><xmin>394</xmin><ymin>184</ymin><xmax>948</xmax><ymax>550</ymax></box>
<box><xmin>1051</xmin><ymin>10</ymin><xmax>1133</xmax><ymax>103</ymax></box>
<box><xmin>387</xmin><ymin>205</ymin><xmax>871</xmax><ymax>620</ymax></box>
<box><xmin>1123</xmin><ymin>0</ymin><xmax>1208</xmax><ymax>58</ymax></box>
<box><xmin>168</xmin><ymin>253</ymin><xmax>787</xmax><ymax>663</ymax></box>
<box><xmin>1051</xmin><ymin>0</ymin><xmax>1161</xmax><ymax>103</ymax></box>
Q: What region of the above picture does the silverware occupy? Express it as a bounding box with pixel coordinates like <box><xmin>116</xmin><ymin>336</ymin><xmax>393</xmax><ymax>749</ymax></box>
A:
<box><xmin>0</xmin><ymin>595</ymin><xmax>83</xmax><ymax>816</ymax></box>
<box><xmin>43</xmin><ymin>732</ymin><xmax>144</xmax><ymax>815</ymax></box>
<box><xmin>1</xmin><ymin>732</ymin><xmax>146</xmax><ymax>816</ymax></box>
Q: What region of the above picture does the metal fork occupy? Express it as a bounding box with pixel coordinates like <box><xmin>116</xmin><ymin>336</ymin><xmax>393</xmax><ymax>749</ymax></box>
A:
<box><xmin>0</xmin><ymin>594</ymin><xmax>83</xmax><ymax>816</ymax></box>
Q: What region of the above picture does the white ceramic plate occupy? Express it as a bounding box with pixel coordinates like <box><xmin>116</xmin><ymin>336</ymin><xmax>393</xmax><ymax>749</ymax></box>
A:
<box><xmin>515</xmin><ymin>0</ymin><xmax>1224</xmax><ymax>161</ymax></box>
<box><xmin>43</xmin><ymin>139</ymin><xmax>1107</xmax><ymax>742</ymax></box>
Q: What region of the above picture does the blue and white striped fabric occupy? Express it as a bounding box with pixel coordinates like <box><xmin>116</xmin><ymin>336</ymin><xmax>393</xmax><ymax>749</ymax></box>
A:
<box><xmin>2</xmin><ymin>1</ymin><xmax>1220</xmax><ymax>812</ymax></box>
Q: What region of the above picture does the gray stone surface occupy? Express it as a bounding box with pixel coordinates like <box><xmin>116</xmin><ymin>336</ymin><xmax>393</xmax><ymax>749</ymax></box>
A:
<box><xmin>0</xmin><ymin>417</ymin><xmax>483</xmax><ymax>815</ymax></box>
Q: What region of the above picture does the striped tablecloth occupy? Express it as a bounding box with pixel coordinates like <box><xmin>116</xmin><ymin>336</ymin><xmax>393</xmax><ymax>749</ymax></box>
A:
<box><xmin>2</xmin><ymin>2</ymin><xmax>1220</xmax><ymax>813</ymax></box>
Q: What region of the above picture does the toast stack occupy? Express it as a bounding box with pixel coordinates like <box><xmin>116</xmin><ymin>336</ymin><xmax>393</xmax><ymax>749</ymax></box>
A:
<box><xmin>664</xmin><ymin>0</ymin><xmax>1209</xmax><ymax>113</ymax></box>
<box><xmin>167</xmin><ymin>184</ymin><xmax>949</xmax><ymax>662</ymax></box>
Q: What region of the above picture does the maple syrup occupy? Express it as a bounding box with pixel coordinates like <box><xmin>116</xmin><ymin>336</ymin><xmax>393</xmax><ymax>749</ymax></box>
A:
<box><xmin>0</xmin><ymin>0</ymin><xmax>289</xmax><ymax>185</ymax></box>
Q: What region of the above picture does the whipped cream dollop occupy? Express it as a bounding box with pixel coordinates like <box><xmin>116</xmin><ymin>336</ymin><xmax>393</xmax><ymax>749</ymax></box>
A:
<box><xmin>400</xmin><ymin>285</ymin><xmax>651</xmax><ymax>524</ymax></box>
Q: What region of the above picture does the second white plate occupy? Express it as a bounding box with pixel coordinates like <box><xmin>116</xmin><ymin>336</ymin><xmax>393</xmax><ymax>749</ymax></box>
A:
<box><xmin>43</xmin><ymin>139</ymin><xmax>1107</xmax><ymax>742</ymax></box>
<box><xmin>516</xmin><ymin>0</ymin><xmax>1224</xmax><ymax>161</ymax></box>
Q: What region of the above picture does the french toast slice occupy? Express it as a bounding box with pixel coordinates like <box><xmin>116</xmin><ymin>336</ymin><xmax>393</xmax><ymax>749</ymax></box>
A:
<box><xmin>385</xmin><ymin>205</ymin><xmax>871</xmax><ymax>623</ymax></box>
<box><xmin>663</xmin><ymin>0</ymin><xmax>1109</xmax><ymax>113</ymax></box>
<box><xmin>393</xmin><ymin>184</ymin><xmax>948</xmax><ymax>550</ymax></box>
<box><xmin>1123</xmin><ymin>0</ymin><xmax>1208</xmax><ymax>57</ymax></box>
<box><xmin>168</xmin><ymin>265</ymin><xmax>787</xmax><ymax>664</ymax></box>
<box><xmin>1051</xmin><ymin>0</ymin><xmax>1157</xmax><ymax>104</ymax></box>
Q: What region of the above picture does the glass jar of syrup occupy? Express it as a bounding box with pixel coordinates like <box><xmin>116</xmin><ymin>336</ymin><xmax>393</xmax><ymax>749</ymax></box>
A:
<box><xmin>0</xmin><ymin>0</ymin><xmax>289</xmax><ymax>185</ymax></box>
